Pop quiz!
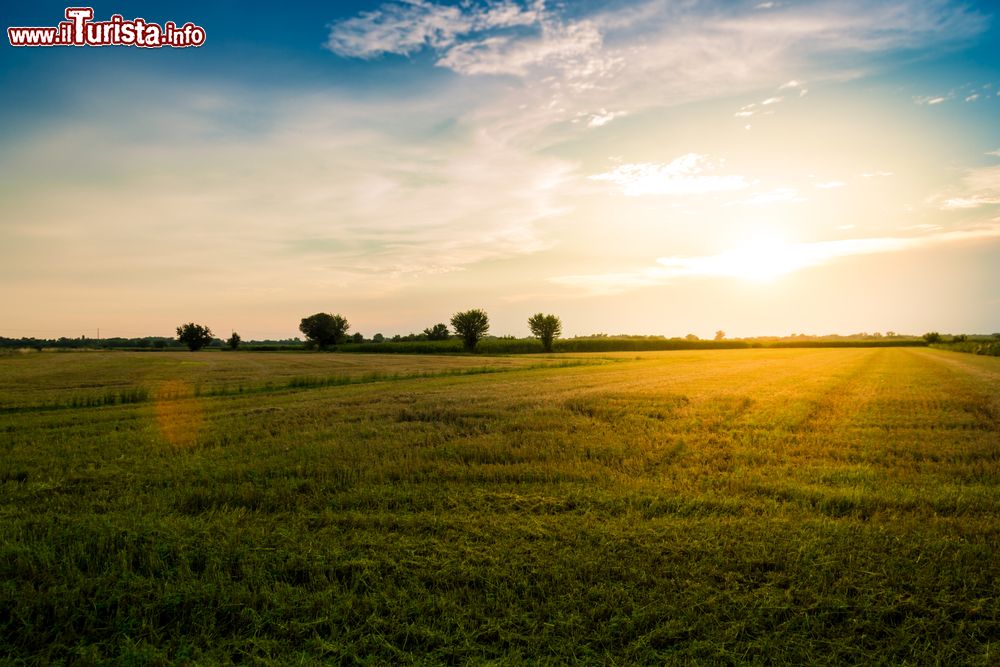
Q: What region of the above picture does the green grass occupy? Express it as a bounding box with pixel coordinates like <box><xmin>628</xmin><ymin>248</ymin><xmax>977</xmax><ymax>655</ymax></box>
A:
<box><xmin>1</xmin><ymin>348</ymin><xmax>998</xmax><ymax>663</ymax></box>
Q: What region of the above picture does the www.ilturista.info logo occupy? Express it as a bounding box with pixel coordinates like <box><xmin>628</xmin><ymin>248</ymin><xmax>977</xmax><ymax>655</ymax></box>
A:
<box><xmin>8</xmin><ymin>7</ymin><xmax>206</xmax><ymax>48</ymax></box>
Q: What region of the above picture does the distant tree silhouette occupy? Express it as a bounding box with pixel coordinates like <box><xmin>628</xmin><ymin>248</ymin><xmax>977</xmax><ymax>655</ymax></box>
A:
<box><xmin>373</xmin><ymin>333</ymin><xmax>385</xmax><ymax>343</ymax></box>
<box><xmin>714</xmin><ymin>330</ymin><xmax>726</xmax><ymax>341</ymax></box>
<box><xmin>176</xmin><ymin>323</ymin><xmax>213</xmax><ymax>351</ymax></box>
<box><xmin>451</xmin><ymin>309</ymin><xmax>489</xmax><ymax>351</ymax></box>
<box><xmin>299</xmin><ymin>313</ymin><xmax>349</xmax><ymax>349</ymax></box>
<box><xmin>923</xmin><ymin>332</ymin><xmax>942</xmax><ymax>344</ymax></box>
<box><xmin>685</xmin><ymin>333</ymin><xmax>700</xmax><ymax>341</ymax></box>
<box><xmin>423</xmin><ymin>323</ymin><xmax>450</xmax><ymax>341</ymax></box>
<box><xmin>528</xmin><ymin>313</ymin><xmax>562</xmax><ymax>352</ymax></box>
<box><xmin>227</xmin><ymin>332</ymin><xmax>241</xmax><ymax>350</ymax></box>
<box><xmin>351</xmin><ymin>332</ymin><xmax>364</xmax><ymax>343</ymax></box>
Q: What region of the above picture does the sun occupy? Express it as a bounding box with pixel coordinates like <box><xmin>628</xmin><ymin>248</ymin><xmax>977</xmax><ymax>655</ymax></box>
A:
<box><xmin>717</xmin><ymin>237</ymin><xmax>809</xmax><ymax>283</ymax></box>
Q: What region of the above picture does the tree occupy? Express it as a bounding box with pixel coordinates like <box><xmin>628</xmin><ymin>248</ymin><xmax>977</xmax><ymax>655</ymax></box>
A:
<box><xmin>373</xmin><ymin>333</ymin><xmax>385</xmax><ymax>343</ymax></box>
<box><xmin>176</xmin><ymin>323</ymin><xmax>213</xmax><ymax>351</ymax></box>
<box><xmin>451</xmin><ymin>309</ymin><xmax>489</xmax><ymax>351</ymax></box>
<box><xmin>923</xmin><ymin>332</ymin><xmax>942</xmax><ymax>344</ymax></box>
<box><xmin>714</xmin><ymin>330</ymin><xmax>726</xmax><ymax>341</ymax></box>
<box><xmin>299</xmin><ymin>313</ymin><xmax>349</xmax><ymax>349</ymax></box>
<box><xmin>423</xmin><ymin>323</ymin><xmax>450</xmax><ymax>341</ymax></box>
<box><xmin>685</xmin><ymin>333</ymin><xmax>700</xmax><ymax>341</ymax></box>
<box><xmin>351</xmin><ymin>332</ymin><xmax>364</xmax><ymax>344</ymax></box>
<box><xmin>227</xmin><ymin>332</ymin><xmax>241</xmax><ymax>350</ymax></box>
<box><xmin>527</xmin><ymin>313</ymin><xmax>562</xmax><ymax>352</ymax></box>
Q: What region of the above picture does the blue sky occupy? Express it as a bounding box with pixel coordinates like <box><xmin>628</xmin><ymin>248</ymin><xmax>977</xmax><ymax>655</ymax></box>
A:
<box><xmin>2</xmin><ymin>1</ymin><xmax>999</xmax><ymax>339</ymax></box>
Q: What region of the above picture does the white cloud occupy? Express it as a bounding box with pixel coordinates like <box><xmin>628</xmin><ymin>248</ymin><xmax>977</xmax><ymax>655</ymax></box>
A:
<box><xmin>816</xmin><ymin>180</ymin><xmax>846</xmax><ymax>189</ymax></box>
<box><xmin>325</xmin><ymin>0</ymin><xmax>538</xmax><ymax>58</ymax></box>
<box><xmin>586</xmin><ymin>108</ymin><xmax>628</xmax><ymax>127</ymax></box>
<box><xmin>861</xmin><ymin>170</ymin><xmax>894</xmax><ymax>178</ymax></box>
<box><xmin>589</xmin><ymin>154</ymin><xmax>749</xmax><ymax>197</ymax></box>
<box><xmin>436</xmin><ymin>20</ymin><xmax>608</xmax><ymax>77</ymax></box>
<box><xmin>988</xmin><ymin>149</ymin><xmax>1000</xmax><ymax>157</ymax></box>
<box><xmin>755</xmin><ymin>2</ymin><xmax>777</xmax><ymax>9</ymax></box>
<box><xmin>914</xmin><ymin>95</ymin><xmax>948</xmax><ymax>105</ymax></box>
<box><xmin>327</xmin><ymin>0</ymin><xmax>988</xmax><ymax>133</ymax></box>
<box><xmin>966</xmin><ymin>93</ymin><xmax>980</xmax><ymax>102</ymax></box>
<box><xmin>551</xmin><ymin>225</ymin><xmax>1000</xmax><ymax>294</ymax></box>
<box><xmin>779</xmin><ymin>79</ymin><xmax>801</xmax><ymax>89</ymax></box>
<box><xmin>937</xmin><ymin>165</ymin><xmax>1000</xmax><ymax>210</ymax></box>
<box><xmin>762</xmin><ymin>96</ymin><xmax>783</xmax><ymax>105</ymax></box>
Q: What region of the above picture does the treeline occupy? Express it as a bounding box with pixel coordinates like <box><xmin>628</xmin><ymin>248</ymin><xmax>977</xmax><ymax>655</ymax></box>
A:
<box><xmin>0</xmin><ymin>336</ymin><xmax>300</xmax><ymax>351</ymax></box>
<box><xmin>929</xmin><ymin>337</ymin><xmax>1000</xmax><ymax>357</ymax></box>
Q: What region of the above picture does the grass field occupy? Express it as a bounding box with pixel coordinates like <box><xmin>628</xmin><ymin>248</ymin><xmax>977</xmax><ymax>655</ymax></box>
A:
<box><xmin>1</xmin><ymin>348</ymin><xmax>998</xmax><ymax>663</ymax></box>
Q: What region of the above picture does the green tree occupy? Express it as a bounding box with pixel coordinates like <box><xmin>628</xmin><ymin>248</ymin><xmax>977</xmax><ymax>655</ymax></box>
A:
<box><xmin>923</xmin><ymin>332</ymin><xmax>942</xmax><ymax>344</ymax></box>
<box><xmin>451</xmin><ymin>309</ymin><xmax>489</xmax><ymax>351</ymax></box>
<box><xmin>373</xmin><ymin>333</ymin><xmax>385</xmax><ymax>343</ymax></box>
<box><xmin>299</xmin><ymin>313</ymin><xmax>349</xmax><ymax>349</ymax></box>
<box><xmin>227</xmin><ymin>332</ymin><xmax>241</xmax><ymax>350</ymax></box>
<box><xmin>423</xmin><ymin>323</ymin><xmax>450</xmax><ymax>341</ymax></box>
<box><xmin>527</xmin><ymin>313</ymin><xmax>562</xmax><ymax>352</ymax></box>
<box><xmin>176</xmin><ymin>323</ymin><xmax>213</xmax><ymax>351</ymax></box>
<box><xmin>351</xmin><ymin>332</ymin><xmax>364</xmax><ymax>344</ymax></box>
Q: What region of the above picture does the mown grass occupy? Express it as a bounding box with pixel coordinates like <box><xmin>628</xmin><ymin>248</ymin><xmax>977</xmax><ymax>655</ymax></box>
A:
<box><xmin>1</xmin><ymin>348</ymin><xmax>998</xmax><ymax>664</ymax></box>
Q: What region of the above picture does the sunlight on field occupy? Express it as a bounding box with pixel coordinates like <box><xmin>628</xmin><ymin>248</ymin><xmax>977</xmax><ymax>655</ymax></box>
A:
<box><xmin>1</xmin><ymin>348</ymin><xmax>998</xmax><ymax>663</ymax></box>
<box><xmin>153</xmin><ymin>380</ymin><xmax>203</xmax><ymax>448</ymax></box>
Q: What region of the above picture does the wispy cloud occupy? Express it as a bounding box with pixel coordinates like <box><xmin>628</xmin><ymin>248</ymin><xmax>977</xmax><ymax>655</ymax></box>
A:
<box><xmin>734</xmin><ymin>80</ymin><xmax>808</xmax><ymax>117</ymax></box>
<box><xmin>914</xmin><ymin>95</ymin><xmax>948</xmax><ymax>105</ymax></box>
<box><xmin>589</xmin><ymin>154</ymin><xmax>749</xmax><ymax>197</ymax></box>
<box><xmin>0</xmin><ymin>82</ymin><xmax>575</xmax><ymax>295</ymax></box>
<box><xmin>328</xmin><ymin>0</ymin><xmax>987</xmax><ymax>131</ymax></box>
<box><xmin>584</xmin><ymin>108</ymin><xmax>628</xmax><ymax>128</ymax></box>
<box><xmin>325</xmin><ymin>0</ymin><xmax>539</xmax><ymax>59</ymax></box>
<box><xmin>436</xmin><ymin>20</ymin><xmax>609</xmax><ymax>77</ymax></box>
<box><xmin>816</xmin><ymin>180</ymin><xmax>846</xmax><ymax>189</ymax></box>
<box><xmin>779</xmin><ymin>79</ymin><xmax>810</xmax><ymax>96</ymax></box>
<box><xmin>551</xmin><ymin>225</ymin><xmax>1000</xmax><ymax>294</ymax></box>
<box><xmin>936</xmin><ymin>165</ymin><xmax>1000</xmax><ymax>210</ymax></box>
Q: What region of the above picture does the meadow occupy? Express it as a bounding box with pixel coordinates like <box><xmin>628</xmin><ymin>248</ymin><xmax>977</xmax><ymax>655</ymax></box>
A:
<box><xmin>1</xmin><ymin>348</ymin><xmax>998</xmax><ymax>664</ymax></box>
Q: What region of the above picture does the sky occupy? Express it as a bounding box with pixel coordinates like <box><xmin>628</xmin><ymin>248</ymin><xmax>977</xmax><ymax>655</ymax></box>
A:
<box><xmin>1</xmin><ymin>0</ymin><xmax>998</xmax><ymax>340</ymax></box>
